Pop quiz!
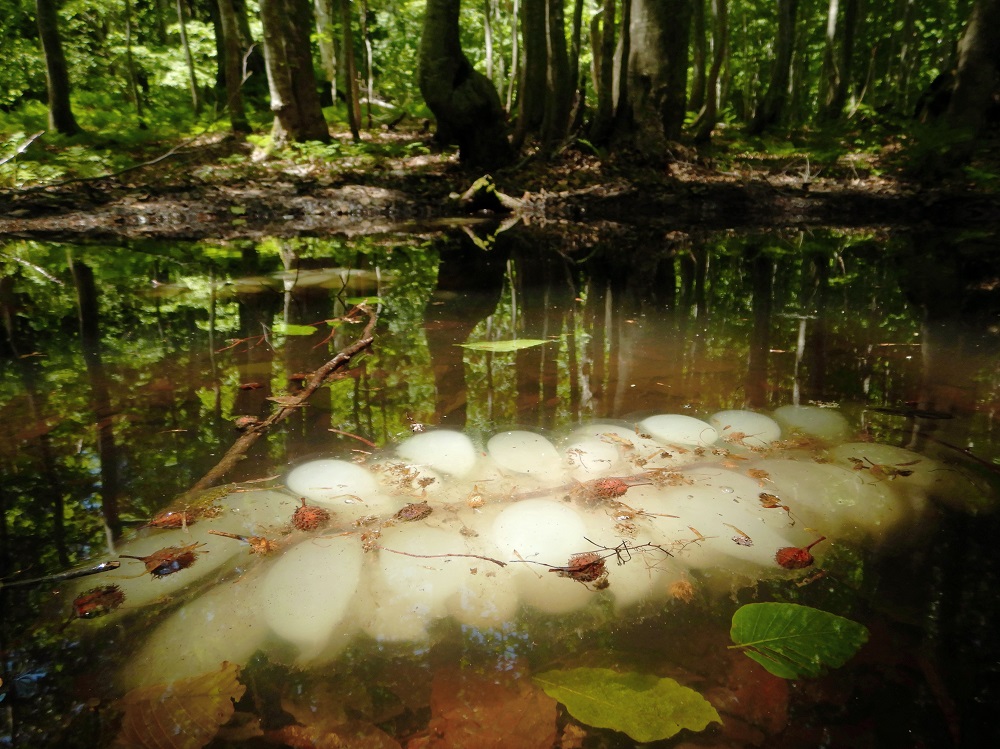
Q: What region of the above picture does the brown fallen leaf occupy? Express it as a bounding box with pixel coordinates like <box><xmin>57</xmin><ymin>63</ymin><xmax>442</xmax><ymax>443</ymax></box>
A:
<box><xmin>113</xmin><ymin>661</ymin><xmax>245</xmax><ymax>749</ymax></box>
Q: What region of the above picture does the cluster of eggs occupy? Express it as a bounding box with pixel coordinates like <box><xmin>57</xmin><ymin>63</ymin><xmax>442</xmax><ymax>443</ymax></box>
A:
<box><xmin>76</xmin><ymin>405</ymin><xmax>976</xmax><ymax>688</ymax></box>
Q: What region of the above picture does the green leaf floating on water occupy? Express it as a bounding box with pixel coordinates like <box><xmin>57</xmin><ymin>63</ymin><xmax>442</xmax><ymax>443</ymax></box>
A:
<box><xmin>533</xmin><ymin>667</ymin><xmax>721</xmax><ymax>743</ymax></box>
<box><xmin>272</xmin><ymin>322</ymin><xmax>317</xmax><ymax>336</ymax></box>
<box><xmin>458</xmin><ymin>338</ymin><xmax>552</xmax><ymax>352</ymax></box>
<box><xmin>730</xmin><ymin>602</ymin><xmax>869</xmax><ymax>679</ymax></box>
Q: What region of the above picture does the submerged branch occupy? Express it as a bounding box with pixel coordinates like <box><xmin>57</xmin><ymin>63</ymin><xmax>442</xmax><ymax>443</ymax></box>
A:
<box><xmin>180</xmin><ymin>305</ymin><xmax>378</xmax><ymax>499</ymax></box>
<box><xmin>375</xmin><ymin>545</ymin><xmax>508</xmax><ymax>568</ymax></box>
<box><xmin>0</xmin><ymin>560</ymin><xmax>120</xmax><ymax>590</ymax></box>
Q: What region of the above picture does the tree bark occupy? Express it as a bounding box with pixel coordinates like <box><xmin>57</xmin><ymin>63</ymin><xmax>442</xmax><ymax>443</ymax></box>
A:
<box><xmin>689</xmin><ymin>0</ymin><xmax>706</xmax><ymax>112</ymax></box>
<box><xmin>260</xmin><ymin>0</ymin><xmax>331</xmax><ymax>145</ymax></box>
<box><xmin>315</xmin><ymin>0</ymin><xmax>337</xmax><ymax>103</ymax></box>
<box><xmin>618</xmin><ymin>0</ymin><xmax>692</xmax><ymax>151</ymax></box>
<box><xmin>948</xmin><ymin>0</ymin><xmax>1000</xmax><ymax>135</ymax></box>
<box><xmin>35</xmin><ymin>0</ymin><xmax>80</xmax><ymax>135</ymax></box>
<box><xmin>176</xmin><ymin>0</ymin><xmax>202</xmax><ymax>113</ymax></box>
<box><xmin>693</xmin><ymin>0</ymin><xmax>727</xmax><ymax>142</ymax></box>
<box><xmin>590</xmin><ymin>1</ymin><xmax>617</xmax><ymax>144</ymax></box>
<box><xmin>219</xmin><ymin>0</ymin><xmax>251</xmax><ymax>132</ymax></box>
<box><xmin>513</xmin><ymin>0</ymin><xmax>547</xmax><ymax>145</ymax></box>
<box><xmin>340</xmin><ymin>0</ymin><xmax>362</xmax><ymax>139</ymax></box>
<box><xmin>419</xmin><ymin>0</ymin><xmax>512</xmax><ymax>168</ymax></box>
<box><xmin>748</xmin><ymin>0</ymin><xmax>798</xmax><ymax>135</ymax></box>
<box><xmin>541</xmin><ymin>0</ymin><xmax>572</xmax><ymax>146</ymax></box>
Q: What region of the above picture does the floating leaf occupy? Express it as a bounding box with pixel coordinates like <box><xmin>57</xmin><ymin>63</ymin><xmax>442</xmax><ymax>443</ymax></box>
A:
<box><xmin>533</xmin><ymin>667</ymin><xmax>720</xmax><ymax>743</ymax></box>
<box><xmin>457</xmin><ymin>338</ymin><xmax>552</xmax><ymax>352</ymax></box>
<box><xmin>114</xmin><ymin>661</ymin><xmax>246</xmax><ymax>749</ymax></box>
<box><xmin>730</xmin><ymin>602</ymin><xmax>869</xmax><ymax>679</ymax></box>
<box><xmin>272</xmin><ymin>322</ymin><xmax>317</xmax><ymax>336</ymax></box>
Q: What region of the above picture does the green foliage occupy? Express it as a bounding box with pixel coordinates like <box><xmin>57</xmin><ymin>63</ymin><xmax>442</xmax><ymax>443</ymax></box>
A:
<box><xmin>533</xmin><ymin>667</ymin><xmax>721</xmax><ymax>742</ymax></box>
<box><xmin>730</xmin><ymin>602</ymin><xmax>870</xmax><ymax>679</ymax></box>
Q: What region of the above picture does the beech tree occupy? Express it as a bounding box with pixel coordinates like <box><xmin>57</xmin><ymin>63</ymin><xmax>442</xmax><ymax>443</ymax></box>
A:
<box><xmin>748</xmin><ymin>0</ymin><xmax>798</xmax><ymax>135</ymax></box>
<box><xmin>260</xmin><ymin>0</ymin><xmax>331</xmax><ymax>144</ymax></box>
<box><xmin>218</xmin><ymin>0</ymin><xmax>251</xmax><ymax>132</ymax></box>
<box><xmin>419</xmin><ymin>0</ymin><xmax>512</xmax><ymax>168</ymax></box>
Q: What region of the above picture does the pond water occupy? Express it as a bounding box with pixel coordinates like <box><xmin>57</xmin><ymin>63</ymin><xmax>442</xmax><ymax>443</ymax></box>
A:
<box><xmin>1</xmin><ymin>225</ymin><xmax>999</xmax><ymax>748</ymax></box>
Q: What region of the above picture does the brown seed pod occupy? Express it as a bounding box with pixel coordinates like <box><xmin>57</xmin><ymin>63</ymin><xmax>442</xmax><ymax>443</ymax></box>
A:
<box><xmin>145</xmin><ymin>510</ymin><xmax>196</xmax><ymax>529</ymax></box>
<box><xmin>292</xmin><ymin>497</ymin><xmax>331</xmax><ymax>531</ymax></box>
<box><xmin>775</xmin><ymin>536</ymin><xmax>827</xmax><ymax>570</ymax></box>
<box><xmin>395</xmin><ymin>501</ymin><xmax>432</xmax><ymax>522</ymax></box>
<box><xmin>72</xmin><ymin>585</ymin><xmax>126</xmax><ymax>619</ymax></box>
<box><xmin>551</xmin><ymin>552</ymin><xmax>607</xmax><ymax>583</ymax></box>
<box><xmin>121</xmin><ymin>542</ymin><xmax>206</xmax><ymax>578</ymax></box>
<box><xmin>590</xmin><ymin>477</ymin><xmax>631</xmax><ymax>499</ymax></box>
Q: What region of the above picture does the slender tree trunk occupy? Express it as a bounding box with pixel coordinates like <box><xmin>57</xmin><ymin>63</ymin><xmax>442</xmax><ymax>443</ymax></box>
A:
<box><xmin>568</xmin><ymin>0</ymin><xmax>585</xmax><ymax>114</ymax></box>
<box><xmin>340</xmin><ymin>0</ymin><xmax>363</xmax><ymax>139</ymax></box>
<box><xmin>689</xmin><ymin>0</ymin><xmax>706</xmax><ymax>112</ymax></box>
<box><xmin>176</xmin><ymin>0</ymin><xmax>201</xmax><ymax>113</ymax></box>
<box><xmin>541</xmin><ymin>0</ymin><xmax>571</xmax><ymax>146</ymax></box>
<box><xmin>614</xmin><ymin>0</ymin><xmax>631</xmax><ymax>121</ymax></box>
<box><xmin>35</xmin><ymin>0</ymin><xmax>79</xmax><ymax>135</ymax></box>
<box><xmin>124</xmin><ymin>0</ymin><xmax>146</xmax><ymax>126</ymax></box>
<box><xmin>315</xmin><ymin>0</ymin><xmax>337</xmax><ymax>103</ymax></box>
<box><xmin>484</xmin><ymin>0</ymin><xmax>495</xmax><ymax>81</ymax></box>
<box><xmin>514</xmin><ymin>0</ymin><xmax>547</xmax><ymax>145</ymax></box>
<box><xmin>590</xmin><ymin>1</ymin><xmax>617</xmax><ymax>143</ymax></box>
<box><xmin>219</xmin><ymin>0</ymin><xmax>251</xmax><ymax>131</ymax></box>
<box><xmin>419</xmin><ymin>0</ymin><xmax>512</xmax><ymax>167</ymax></box>
<box><xmin>693</xmin><ymin>0</ymin><xmax>727</xmax><ymax>142</ymax></box>
<box><xmin>506</xmin><ymin>0</ymin><xmax>520</xmax><ymax>110</ymax></box>
<box><xmin>748</xmin><ymin>0</ymin><xmax>798</xmax><ymax>134</ymax></box>
<box><xmin>261</xmin><ymin>0</ymin><xmax>331</xmax><ymax>144</ymax></box>
<box><xmin>362</xmin><ymin>0</ymin><xmax>374</xmax><ymax>128</ymax></box>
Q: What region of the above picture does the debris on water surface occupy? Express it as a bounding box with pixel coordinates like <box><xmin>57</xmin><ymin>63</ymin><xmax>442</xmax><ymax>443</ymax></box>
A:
<box><xmin>550</xmin><ymin>552</ymin><xmax>609</xmax><ymax>588</ymax></box>
<box><xmin>395</xmin><ymin>501</ymin><xmax>433</xmax><ymax>522</ymax></box>
<box><xmin>120</xmin><ymin>542</ymin><xmax>207</xmax><ymax>578</ymax></box>
<box><xmin>292</xmin><ymin>497</ymin><xmax>332</xmax><ymax>531</ymax></box>
<box><xmin>207</xmin><ymin>529</ymin><xmax>279</xmax><ymax>555</ymax></box>
<box><xmin>72</xmin><ymin>585</ymin><xmax>125</xmax><ymax>619</ymax></box>
<box><xmin>775</xmin><ymin>536</ymin><xmax>827</xmax><ymax>570</ymax></box>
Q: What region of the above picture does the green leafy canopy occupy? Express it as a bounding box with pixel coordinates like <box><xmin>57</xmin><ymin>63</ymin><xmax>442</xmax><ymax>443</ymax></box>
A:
<box><xmin>730</xmin><ymin>602</ymin><xmax>869</xmax><ymax>679</ymax></box>
<box><xmin>533</xmin><ymin>667</ymin><xmax>721</xmax><ymax>743</ymax></box>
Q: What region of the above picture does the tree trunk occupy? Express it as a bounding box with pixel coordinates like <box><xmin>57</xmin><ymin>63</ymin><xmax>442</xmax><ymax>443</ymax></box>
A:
<box><xmin>35</xmin><ymin>0</ymin><xmax>80</xmax><ymax>135</ymax></box>
<box><xmin>693</xmin><ymin>0</ymin><xmax>727</xmax><ymax>142</ymax></box>
<box><xmin>948</xmin><ymin>0</ymin><xmax>1000</xmax><ymax>136</ymax></box>
<box><xmin>340</xmin><ymin>0</ymin><xmax>362</xmax><ymax>139</ymax></box>
<box><xmin>315</xmin><ymin>0</ymin><xmax>337</xmax><ymax>103</ymax></box>
<box><xmin>618</xmin><ymin>0</ymin><xmax>692</xmax><ymax>151</ymax></box>
<box><xmin>689</xmin><ymin>0</ymin><xmax>706</xmax><ymax>112</ymax></box>
<box><xmin>219</xmin><ymin>0</ymin><xmax>251</xmax><ymax>132</ymax></box>
<box><xmin>176</xmin><ymin>0</ymin><xmax>202</xmax><ymax>113</ymax></box>
<box><xmin>420</xmin><ymin>0</ymin><xmax>512</xmax><ymax>167</ymax></box>
<box><xmin>260</xmin><ymin>0</ymin><xmax>331</xmax><ymax>145</ymax></box>
<box><xmin>590</xmin><ymin>1</ymin><xmax>617</xmax><ymax>144</ymax></box>
<box><xmin>541</xmin><ymin>0</ymin><xmax>572</xmax><ymax>146</ymax></box>
<box><xmin>506</xmin><ymin>0</ymin><xmax>520</xmax><ymax>110</ymax></box>
<box><xmin>513</xmin><ymin>0</ymin><xmax>547</xmax><ymax>145</ymax></box>
<box><xmin>748</xmin><ymin>0</ymin><xmax>798</xmax><ymax>135</ymax></box>
<box><xmin>124</xmin><ymin>0</ymin><xmax>146</xmax><ymax>126</ymax></box>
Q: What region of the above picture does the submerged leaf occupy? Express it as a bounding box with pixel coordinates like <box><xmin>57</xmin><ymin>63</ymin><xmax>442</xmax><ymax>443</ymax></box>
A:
<box><xmin>457</xmin><ymin>338</ymin><xmax>552</xmax><ymax>352</ymax></box>
<box><xmin>114</xmin><ymin>661</ymin><xmax>245</xmax><ymax>749</ymax></box>
<box><xmin>730</xmin><ymin>602</ymin><xmax>869</xmax><ymax>679</ymax></box>
<box><xmin>533</xmin><ymin>667</ymin><xmax>720</xmax><ymax>743</ymax></box>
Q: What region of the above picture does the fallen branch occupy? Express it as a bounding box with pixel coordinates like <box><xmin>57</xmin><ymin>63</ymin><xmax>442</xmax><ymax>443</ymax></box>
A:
<box><xmin>0</xmin><ymin>560</ymin><xmax>120</xmax><ymax>590</ymax></box>
<box><xmin>180</xmin><ymin>305</ymin><xmax>377</xmax><ymax>499</ymax></box>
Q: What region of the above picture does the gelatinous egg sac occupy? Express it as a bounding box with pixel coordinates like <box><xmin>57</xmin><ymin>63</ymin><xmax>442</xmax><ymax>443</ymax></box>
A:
<box><xmin>75</xmin><ymin>410</ymin><xmax>982</xmax><ymax>689</ymax></box>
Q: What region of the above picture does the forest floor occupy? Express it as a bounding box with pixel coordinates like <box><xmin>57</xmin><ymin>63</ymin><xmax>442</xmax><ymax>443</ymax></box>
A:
<box><xmin>2</xmin><ymin>123</ymin><xmax>1000</xmax><ymax>241</ymax></box>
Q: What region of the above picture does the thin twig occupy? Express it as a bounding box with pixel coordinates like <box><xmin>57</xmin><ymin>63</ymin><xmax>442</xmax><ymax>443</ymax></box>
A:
<box><xmin>328</xmin><ymin>428</ymin><xmax>378</xmax><ymax>448</ymax></box>
<box><xmin>376</xmin><ymin>546</ymin><xmax>507</xmax><ymax>568</ymax></box>
<box><xmin>180</xmin><ymin>305</ymin><xmax>377</xmax><ymax>498</ymax></box>
<box><xmin>0</xmin><ymin>561</ymin><xmax>120</xmax><ymax>590</ymax></box>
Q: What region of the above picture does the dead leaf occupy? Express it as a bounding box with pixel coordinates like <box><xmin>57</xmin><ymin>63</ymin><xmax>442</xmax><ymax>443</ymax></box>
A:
<box><xmin>423</xmin><ymin>667</ymin><xmax>557</xmax><ymax>748</ymax></box>
<box><xmin>114</xmin><ymin>661</ymin><xmax>245</xmax><ymax>749</ymax></box>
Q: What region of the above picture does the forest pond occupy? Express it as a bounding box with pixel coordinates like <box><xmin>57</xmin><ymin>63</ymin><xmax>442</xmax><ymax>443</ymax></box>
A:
<box><xmin>2</xmin><ymin>224</ymin><xmax>999</xmax><ymax>748</ymax></box>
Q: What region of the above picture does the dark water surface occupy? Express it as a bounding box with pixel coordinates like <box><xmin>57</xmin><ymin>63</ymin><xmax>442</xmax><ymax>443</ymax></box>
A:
<box><xmin>1</xmin><ymin>225</ymin><xmax>999</xmax><ymax>747</ymax></box>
